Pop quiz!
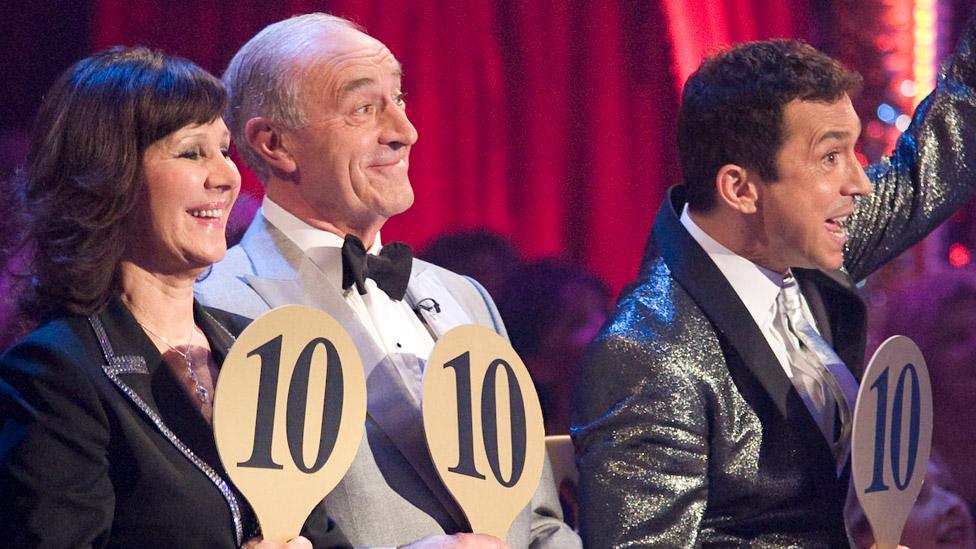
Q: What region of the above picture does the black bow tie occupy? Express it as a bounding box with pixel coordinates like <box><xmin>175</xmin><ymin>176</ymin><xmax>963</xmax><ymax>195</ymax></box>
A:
<box><xmin>341</xmin><ymin>234</ymin><xmax>412</xmax><ymax>301</ymax></box>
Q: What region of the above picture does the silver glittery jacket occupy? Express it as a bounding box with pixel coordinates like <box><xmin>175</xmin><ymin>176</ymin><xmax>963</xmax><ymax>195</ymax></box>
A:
<box><xmin>572</xmin><ymin>23</ymin><xmax>976</xmax><ymax>549</ymax></box>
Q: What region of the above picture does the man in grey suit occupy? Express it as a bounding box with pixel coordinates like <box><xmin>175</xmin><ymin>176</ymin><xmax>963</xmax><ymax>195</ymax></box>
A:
<box><xmin>195</xmin><ymin>13</ymin><xmax>579</xmax><ymax>549</ymax></box>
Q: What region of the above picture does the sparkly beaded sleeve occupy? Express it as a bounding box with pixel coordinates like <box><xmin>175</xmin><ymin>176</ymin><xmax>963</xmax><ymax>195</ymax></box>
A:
<box><xmin>845</xmin><ymin>19</ymin><xmax>976</xmax><ymax>282</ymax></box>
<box><xmin>571</xmin><ymin>262</ymin><xmax>721</xmax><ymax>548</ymax></box>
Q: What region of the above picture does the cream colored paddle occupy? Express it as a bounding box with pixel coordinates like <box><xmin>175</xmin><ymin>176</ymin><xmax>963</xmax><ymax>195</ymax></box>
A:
<box><xmin>214</xmin><ymin>305</ymin><xmax>366</xmax><ymax>542</ymax></box>
<box><xmin>852</xmin><ymin>335</ymin><xmax>933</xmax><ymax>549</ymax></box>
<box><xmin>423</xmin><ymin>324</ymin><xmax>546</xmax><ymax>540</ymax></box>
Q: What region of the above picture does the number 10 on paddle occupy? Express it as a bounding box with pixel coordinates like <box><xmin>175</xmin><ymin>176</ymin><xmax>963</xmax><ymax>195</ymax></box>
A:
<box><xmin>214</xmin><ymin>305</ymin><xmax>367</xmax><ymax>542</ymax></box>
<box><xmin>423</xmin><ymin>325</ymin><xmax>546</xmax><ymax>540</ymax></box>
<box><xmin>852</xmin><ymin>335</ymin><xmax>933</xmax><ymax>549</ymax></box>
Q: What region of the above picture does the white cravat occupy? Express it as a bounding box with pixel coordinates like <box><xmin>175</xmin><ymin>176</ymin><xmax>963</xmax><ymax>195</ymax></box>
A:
<box><xmin>262</xmin><ymin>197</ymin><xmax>435</xmax><ymax>400</ymax></box>
<box><xmin>777</xmin><ymin>272</ymin><xmax>859</xmax><ymax>471</ymax></box>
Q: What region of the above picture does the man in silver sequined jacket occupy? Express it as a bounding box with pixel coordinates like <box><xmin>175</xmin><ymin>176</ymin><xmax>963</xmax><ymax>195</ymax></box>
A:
<box><xmin>572</xmin><ymin>20</ymin><xmax>976</xmax><ymax>548</ymax></box>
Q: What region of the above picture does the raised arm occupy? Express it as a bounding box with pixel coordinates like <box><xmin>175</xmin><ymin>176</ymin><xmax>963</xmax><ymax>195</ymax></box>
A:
<box><xmin>845</xmin><ymin>18</ymin><xmax>976</xmax><ymax>282</ymax></box>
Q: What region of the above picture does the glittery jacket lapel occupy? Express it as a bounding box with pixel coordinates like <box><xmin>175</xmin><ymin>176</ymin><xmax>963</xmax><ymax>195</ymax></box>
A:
<box><xmin>89</xmin><ymin>298</ymin><xmax>247</xmax><ymax>546</ymax></box>
<box><xmin>573</xmin><ymin>189</ymin><xmax>853</xmax><ymax>547</ymax></box>
<box><xmin>653</xmin><ymin>187</ymin><xmax>845</xmax><ymax>435</ymax></box>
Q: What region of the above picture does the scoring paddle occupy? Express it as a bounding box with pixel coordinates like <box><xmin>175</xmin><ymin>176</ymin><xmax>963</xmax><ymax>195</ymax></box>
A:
<box><xmin>423</xmin><ymin>324</ymin><xmax>546</xmax><ymax>540</ymax></box>
<box><xmin>213</xmin><ymin>305</ymin><xmax>367</xmax><ymax>542</ymax></box>
<box><xmin>852</xmin><ymin>335</ymin><xmax>933</xmax><ymax>549</ymax></box>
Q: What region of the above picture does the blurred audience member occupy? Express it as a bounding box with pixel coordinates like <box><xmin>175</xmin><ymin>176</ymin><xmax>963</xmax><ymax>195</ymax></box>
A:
<box><xmin>847</xmin><ymin>453</ymin><xmax>976</xmax><ymax>549</ymax></box>
<box><xmin>0</xmin><ymin>129</ymin><xmax>28</xmax><ymax>181</ymax></box>
<box><xmin>0</xmin><ymin>253</ymin><xmax>27</xmax><ymax>353</ymax></box>
<box><xmin>0</xmin><ymin>129</ymin><xmax>28</xmax><ymax>351</ymax></box>
<box><xmin>497</xmin><ymin>259</ymin><xmax>611</xmax><ymax>435</ymax></box>
<box><xmin>877</xmin><ymin>269</ymin><xmax>976</xmax><ymax>513</ymax></box>
<box><xmin>419</xmin><ymin>230</ymin><xmax>521</xmax><ymax>298</ymax></box>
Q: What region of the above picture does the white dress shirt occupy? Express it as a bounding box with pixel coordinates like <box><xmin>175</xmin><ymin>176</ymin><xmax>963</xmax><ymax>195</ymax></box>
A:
<box><xmin>680</xmin><ymin>205</ymin><xmax>836</xmax><ymax>439</ymax></box>
<box><xmin>262</xmin><ymin>197</ymin><xmax>435</xmax><ymax>401</ymax></box>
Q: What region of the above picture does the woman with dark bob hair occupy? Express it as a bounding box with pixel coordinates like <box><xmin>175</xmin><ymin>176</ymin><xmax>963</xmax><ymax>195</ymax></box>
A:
<box><xmin>0</xmin><ymin>47</ymin><xmax>347</xmax><ymax>549</ymax></box>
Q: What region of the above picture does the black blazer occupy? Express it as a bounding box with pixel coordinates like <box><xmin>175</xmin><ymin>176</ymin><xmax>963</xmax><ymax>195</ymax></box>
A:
<box><xmin>0</xmin><ymin>297</ymin><xmax>349</xmax><ymax>548</ymax></box>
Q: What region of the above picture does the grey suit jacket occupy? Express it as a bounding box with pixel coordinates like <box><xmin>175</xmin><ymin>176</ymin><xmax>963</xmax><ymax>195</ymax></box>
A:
<box><xmin>195</xmin><ymin>214</ymin><xmax>580</xmax><ymax>549</ymax></box>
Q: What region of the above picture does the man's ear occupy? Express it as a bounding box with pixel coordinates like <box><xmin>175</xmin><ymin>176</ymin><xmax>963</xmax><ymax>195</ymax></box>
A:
<box><xmin>714</xmin><ymin>163</ymin><xmax>760</xmax><ymax>214</ymax></box>
<box><xmin>244</xmin><ymin>117</ymin><xmax>297</xmax><ymax>174</ymax></box>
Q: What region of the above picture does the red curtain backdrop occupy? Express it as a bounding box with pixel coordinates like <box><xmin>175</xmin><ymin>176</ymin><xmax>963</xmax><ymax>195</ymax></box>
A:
<box><xmin>91</xmin><ymin>0</ymin><xmax>812</xmax><ymax>294</ymax></box>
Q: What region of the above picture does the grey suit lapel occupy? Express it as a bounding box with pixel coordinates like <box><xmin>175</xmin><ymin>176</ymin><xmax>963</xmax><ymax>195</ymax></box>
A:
<box><xmin>366</xmin><ymin>356</ymin><xmax>471</xmax><ymax>530</ymax></box>
<box><xmin>405</xmin><ymin>261</ymin><xmax>472</xmax><ymax>340</ymax></box>
<box><xmin>240</xmin><ymin>216</ymin><xmax>400</xmax><ymax>381</ymax></box>
<box><xmin>243</xmin><ymin>257</ymin><xmax>389</xmax><ymax>378</ymax></box>
<box><xmin>239</xmin><ymin>216</ymin><xmax>391</xmax><ymax>381</ymax></box>
<box><xmin>239</xmin><ymin>214</ymin><xmax>305</xmax><ymax>279</ymax></box>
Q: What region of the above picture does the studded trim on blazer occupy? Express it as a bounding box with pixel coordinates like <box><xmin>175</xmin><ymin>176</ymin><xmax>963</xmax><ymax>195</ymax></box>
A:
<box><xmin>88</xmin><ymin>315</ymin><xmax>245</xmax><ymax>546</ymax></box>
<box><xmin>103</xmin><ymin>354</ymin><xmax>149</xmax><ymax>376</ymax></box>
<box><xmin>200</xmin><ymin>308</ymin><xmax>238</xmax><ymax>344</ymax></box>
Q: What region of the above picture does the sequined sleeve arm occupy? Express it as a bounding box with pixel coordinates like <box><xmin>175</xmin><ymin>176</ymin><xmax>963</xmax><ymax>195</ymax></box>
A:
<box><xmin>844</xmin><ymin>20</ymin><xmax>976</xmax><ymax>282</ymax></box>
<box><xmin>572</xmin><ymin>331</ymin><xmax>709</xmax><ymax>548</ymax></box>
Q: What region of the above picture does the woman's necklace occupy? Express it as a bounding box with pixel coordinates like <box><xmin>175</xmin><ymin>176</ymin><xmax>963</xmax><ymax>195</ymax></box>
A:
<box><xmin>136</xmin><ymin>320</ymin><xmax>210</xmax><ymax>405</ymax></box>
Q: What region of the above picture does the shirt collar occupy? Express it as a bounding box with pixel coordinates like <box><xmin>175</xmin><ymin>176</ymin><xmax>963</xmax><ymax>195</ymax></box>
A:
<box><xmin>679</xmin><ymin>203</ymin><xmax>785</xmax><ymax>329</ymax></box>
<box><xmin>261</xmin><ymin>195</ymin><xmax>383</xmax><ymax>253</ymax></box>
<box><xmin>261</xmin><ymin>195</ymin><xmax>384</xmax><ymax>289</ymax></box>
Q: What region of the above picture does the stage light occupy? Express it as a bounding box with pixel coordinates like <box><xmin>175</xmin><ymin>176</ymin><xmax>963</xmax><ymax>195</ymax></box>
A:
<box><xmin>895</xmin><ymin>114</ymin><xmax>912</xmax><ymax>132</ymax></box>
<box><xmin>916</xmin><ymin>4</ymin><xmax>933</xmax><ymax>21</ymax></box>
<box><xmin>916</xmin><ymin>29</ymin><xmax>935</xmax><ymax>47</ymax></box>
<box><xmin>899</xmin><ymin>80</ymin><xmax>917</xmax><ymax>97</ymax></box>
<box><xmin>877</xmin><ymin>103</ymin><xmax>897</xmax><ymax>123</ymax></box>
<box><xmin>913</xmin><ymin>0</ymin><xmax>938</xmax><ymax>106</ymax></box>
<box><xmin>949</xmin><ymin>242</ymin><xmax>970</xmax><ymax>267</ymax></box>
